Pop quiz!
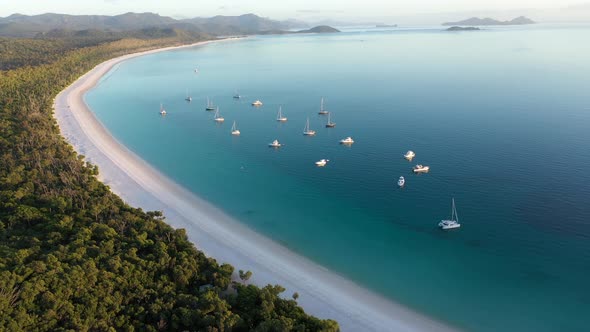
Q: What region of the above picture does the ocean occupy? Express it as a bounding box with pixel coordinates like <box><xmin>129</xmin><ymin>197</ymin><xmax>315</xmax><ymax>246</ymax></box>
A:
<box><xmin>86</xmin><ymin>24</ymin><xmax>590</xmax><ymax>331</ymax></box>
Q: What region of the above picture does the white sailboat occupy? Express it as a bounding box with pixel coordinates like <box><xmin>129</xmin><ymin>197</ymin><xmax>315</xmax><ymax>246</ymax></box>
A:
<box><xmin>185</xmin><ymin>89</ymin><xmax>192</xmax><ymax>102</ymax></box>
<box><xmin>439</xmin><ymin>198</ymin><xmax>461</xmax><ymax>230</ymax></box>
<box><xmin>325</xmin><ymin>112</ymin><xmax>335</xmax><ymax>127</ymax></box>
<box><xmin>159</xmin><ymin>103</ymin><xmax>167</xmax><ymax>115</ymax></box>
<box><xmin>303</xmin><ymin>117</ymin><xmax>316</xmax><ymax>136</ymax></box>
<box><xmin>404</xmin><ymin>150</ymin><xmax>416</xmax><ymax>160</ymax></box>
<box><xmin>206</xmin><ymin>97</ymin><xmax>215</xmax><ymax>111</ymax></box>
<box><xmin>213</xmin><ymin>107</ymin><xmax>225</xmax><ymax>122</ymax></box>
<box><xmin>318</xmin><ymin>98</ymin><xmax>328</xmax><ymax>115</ymax></box>
<box><xmin>276</xmin><ymin>107</ymin><xmax>288</xmax><ymax>122</ymax></box>
<box><xmin>231</xmin><ymin>121</ymin><xmax>240</xmax><ymax>135</ymax></box>
<box><xmin>233</xmin><ymin>90</ymin><xmax>241</xmax><ymax>99</ymax></box>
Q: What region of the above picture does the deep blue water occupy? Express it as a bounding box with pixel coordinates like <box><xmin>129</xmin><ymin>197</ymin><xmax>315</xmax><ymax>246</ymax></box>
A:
<box><xmin>87</xmin><ymin>24</ymin><xmax>590</xmax><ymax>331</ymax></box>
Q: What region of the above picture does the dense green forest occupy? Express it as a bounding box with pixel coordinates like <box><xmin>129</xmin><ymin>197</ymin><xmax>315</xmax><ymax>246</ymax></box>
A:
<box><xmin>0</xmin><ymin>33</ymin><xmax>339</xmax><ymax>331</ymax></box>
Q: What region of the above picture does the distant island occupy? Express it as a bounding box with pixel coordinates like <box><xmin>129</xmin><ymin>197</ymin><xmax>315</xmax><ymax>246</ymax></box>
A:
<box><xmin>446</xmin><ymin>26</ymin><xmax>481</xmax><ymax>31</ymax></box>
<box><xmin>442</xmin><ymin>16</ymin><xmax>536</xmax><ymax>26</ymax></box>
<box><xmin>376</xmin><ymin>24</ymin><xmax>397</xmax><ymax>28</ymax></box>
<box><xmin>296</xmin><ymin>25</ymin><xmax>340</xmax><ymax>33</ymax></box>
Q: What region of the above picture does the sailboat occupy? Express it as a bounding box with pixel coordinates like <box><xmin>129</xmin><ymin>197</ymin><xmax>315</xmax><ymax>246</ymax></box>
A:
<box><xmin>303</xmin><ymin>117</ymin><xmax>316</xmax><ymax>136</ymax></box>
<box><xmin>206</xmin><ymin>97</ymin><xmax>215</xmax><ymax>111</ymax></box>
<box><xmin>213</xmin><ymin>107</ymin><xmax>225</xmax><ymax>122</ymax></box>
<box><xmin>325</xmin><ymin>112</ymin><xmax>336</xmax><ymax>127</ymax></box>
<box><xmin>276</xmin><ymin>107</ymin><xmax>288</xmax><ymax>122</ymax></box>
<box><xmin>185</xmin><ymin>89</ymin><xmax>192</xmax><ymax>102</ymax></box>
<box><xmin>438</xmin><ymin>198</ymin><xmax>461</xmax><ymax>230</ymax></box>
<box><xmin>233</xmin><ymin>90</ymin><xmax>241</xmax><ymax>99</ymax></box>
<box><xmin>318</xmin><ymin>98</ymin><xmax>328</xmax><ymax>115</ymax></box>
<box><xmin>159</xmin><ymin>103</ymin><xmax>167</xmax><ymax>115</ymax></box>
<box><xmin>231</xmin><ymin>121</ymin><xmax>240</xmax><ymax>135</ymax></box>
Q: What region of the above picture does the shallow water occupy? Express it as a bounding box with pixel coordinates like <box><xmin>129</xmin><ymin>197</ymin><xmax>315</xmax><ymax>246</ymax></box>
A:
<box><xmin>87</xmin><ymin>24</ymin><xmax>590</xmax><ymax>331</ymax></box>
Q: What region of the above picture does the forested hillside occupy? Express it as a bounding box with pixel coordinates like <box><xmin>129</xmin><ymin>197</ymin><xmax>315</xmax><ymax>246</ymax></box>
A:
<box><xmin>0</xmin><ymin>35</ymin><xmax>338</xmax><ymax>331</ymax></box>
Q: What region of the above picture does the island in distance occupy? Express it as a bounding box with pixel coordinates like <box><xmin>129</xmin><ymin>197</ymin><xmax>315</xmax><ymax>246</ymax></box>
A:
<box><xmin>296</xmin><ymin>25</ymin><xmax>340</xmax><ymax>33</ymax></box>
<box><xmin>442</xmin><ymin>16</ymin><xmax>536</xmax><ymax>26</ymax></box>
<box><xmin>446</xmin><ymin>26</ymin><xmax>481</xmax><ymax>31</ymax></box>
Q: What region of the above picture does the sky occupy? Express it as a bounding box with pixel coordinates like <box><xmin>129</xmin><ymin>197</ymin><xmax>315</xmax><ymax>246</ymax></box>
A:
<box><xmin>0</xmin><ymin>0</ymin><xmax>588</xmax><ymax>23</ymax></box>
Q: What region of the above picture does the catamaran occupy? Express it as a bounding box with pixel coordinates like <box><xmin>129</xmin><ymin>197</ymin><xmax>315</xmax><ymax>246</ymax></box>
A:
<box><xmin>318</xmin><ymin>98</ymin><xmax>328</xmax><ymax>115</ymax></box>
<box><xmin>303</xmin><ymin>117</ymin><xmax>316</xmax><ymax>136</ymax></box>
<box><xmin>276</xmin><ymin>107</ymin><xmax>288</xmax><ymax>122</ymax></box>
<box><xmin>325</xmin><ymin>112</ymin><xmax>335</xmax><ymax>127</ymax></box>
<box><xmin>206</xmin><ymin>97</ymin><xmax>215</xmax><ymax>111</ymax></box>
<box><xmin>213</xmin><ymin>107</ymin><xmax>225</xmax><ymax>122</ymax></box>
<box><xmin>404</xmin><ymin>150</ymin><xmax>416</xmax><ymax>160</ymax></box>
<box><xmin>159</xmin><ymin>103</ymin><xmax>167</xmax><ymax>115</ymax></box>
<box><xmin>231</xmin><ymin>121</ymin><xmax>240</xmax><ymax>135</ymax></box>
<box><xmin>439</xmin><ymin>198</ymin><xmax>461</xmax><ymax>230</ymax></box>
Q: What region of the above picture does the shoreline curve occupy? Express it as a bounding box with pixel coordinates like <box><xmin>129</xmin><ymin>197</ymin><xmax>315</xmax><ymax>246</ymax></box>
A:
<box><xmin>52</xmin><ymin>38</ymin><xmax>457</xmax><ymax>332</ymax></box>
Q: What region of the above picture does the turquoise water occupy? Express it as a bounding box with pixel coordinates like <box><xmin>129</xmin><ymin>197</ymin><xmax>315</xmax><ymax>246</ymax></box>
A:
<box><xmin>87</xmin><ymin>24</ymin><xmax>590</xmax><ymax>331</ymax></box>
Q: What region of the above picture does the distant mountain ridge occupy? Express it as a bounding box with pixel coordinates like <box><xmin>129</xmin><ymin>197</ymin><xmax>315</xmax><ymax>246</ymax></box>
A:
<box><xmin>0</xmin><ymin>12</ymin><xmax>310</xmax><ymax>37</ymax></box>
<box><xmin>442</xmin><ymin>16</ymin><xmax>536</xmax><ymax>26</ymax></box>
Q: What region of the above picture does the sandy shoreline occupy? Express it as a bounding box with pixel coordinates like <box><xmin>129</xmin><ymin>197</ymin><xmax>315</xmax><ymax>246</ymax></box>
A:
<box><xmin>53</xmin><ymin>39</ymin><xmax>457</xmax><ymax>332</ymax></box>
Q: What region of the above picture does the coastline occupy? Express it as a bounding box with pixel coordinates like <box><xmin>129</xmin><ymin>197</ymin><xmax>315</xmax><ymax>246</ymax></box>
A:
<box><xmin>53</xmin><ymin>39</ymin><xmax>457</xmax><ymax>332</ymax></box>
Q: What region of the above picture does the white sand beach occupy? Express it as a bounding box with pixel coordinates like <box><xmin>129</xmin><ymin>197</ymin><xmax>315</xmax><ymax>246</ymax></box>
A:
<box><xmin>53</xmin><ymin>39</ymin><xmax>457</xmax><ymax>332</ymax></box>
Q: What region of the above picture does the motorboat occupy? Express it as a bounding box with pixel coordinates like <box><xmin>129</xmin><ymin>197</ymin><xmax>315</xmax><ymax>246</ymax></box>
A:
<box><xmin>413</xmin><ymin>164</ymin><xmax>430</xmax><ymax>173</ymax></box>
<box><xmin>315</xmin><ymin>159</ymin><xmax>329</xmax><ymax>167</ymax></box>
<box><xmin>252</xmin><ymin>100</ymin><xmax>263</xmax><ymax>106</ymax></box>
<box><xmin>397</xmin><ymin>176</ymin><xmax>405</xmax><ymax>187</ymax></box>
<box><xmin>268</xmin><ymin>139</ymin><xmax>281</xmax><ymax>148</ymax></box>
<box><xmin>339</xmin><ymin>137</ymin><xmax>354</xmax><ymax>144</ymax></box>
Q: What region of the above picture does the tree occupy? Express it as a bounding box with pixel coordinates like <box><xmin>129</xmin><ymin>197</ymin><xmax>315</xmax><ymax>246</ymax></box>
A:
<box><xmin>239</xmin><ymin>270</ymin><xmax>253</xmax><ymax>285</ymax></box>
<box><xmin>292</xmin><ymin>292</ymin><xmax>299</xmax><ymax>301</ymax></box>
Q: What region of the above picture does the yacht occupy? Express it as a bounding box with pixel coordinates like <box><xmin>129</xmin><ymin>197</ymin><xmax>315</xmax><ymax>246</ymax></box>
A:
<box><xmin>206</xmin><ymin>97</ymin><xmax>215</xmax><ymax>111</ymax></box>
<box><xmin>252</xmin><ymin>100</ymin><xmax>263</xmax><ymax>106</ymax></box>
<box><xmin>276</xmin><ymin>107</ymin><xmax>288</xmax><ymax>122</ymax></box>
<box><xmin>397</xmin><ymin>176</ymin><xmax>405</xmax><ymax>187</ymax></box>
<box><xmin>268</xmin><ymin>139</ymin><xmax>281</xmax><ymax>148</ymax></box>
<box><xmin>339</xmin><ymin>137</ymin><xmax>354</xmax><ymax>144</ymax></box>
<box><xmin>413</xmin><ymin>165</ymin><xmax>430</xmax><ymax>173</ymax></box>
<box><xmin>159</xmin><ymin>103</ymin><xmax>167</xmax><ymax>115</ymax></box>
<box><xmin>315</xmin><ymin>159</ymin><xmax>329</xmax><ymax>167</ymax></box>
<box><xmin>318</xmin><ymin>98</ymin><xmax>328</xmax><ymax>115</ymax></box>
<box><xmin>303</xmin><ymin>117</ymin><xmax>316</xmax><ymax>136</ymax></box>
<box><xmin>404</xmin><ymin>150</ymin><xmax>416</xmax><ymax>160</ymax></box>
<box><xmin>439</xmin><ymin>198</ymin><xmax>461</xmax><ymax>230</ymax></box>
<box><xmin>213</xmin><ymin>107</ymin><xmax>225</xmax><ymax>122</ymax></box>
<box><xmin>325</xmin><ymin>112</ymin><xmax>336</xmax><ymax>128</ymax></box>
<box><xmin>231</xmin><ymin>121</ymin><xmax>240</xmax><ymax>135</ymax></box>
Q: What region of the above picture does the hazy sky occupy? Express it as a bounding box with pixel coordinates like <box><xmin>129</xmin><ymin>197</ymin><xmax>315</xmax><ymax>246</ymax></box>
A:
<box><xmin>0</xmin><ymin>0</ymin><xmax>588</xmax><ymax>22</ymax></box>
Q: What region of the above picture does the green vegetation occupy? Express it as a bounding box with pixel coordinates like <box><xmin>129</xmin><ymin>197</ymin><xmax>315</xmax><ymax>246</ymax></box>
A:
<box><xmin>0</xmin><ymin>34</ymin><xmax>338</xmax><ymax>331</ymax></box>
